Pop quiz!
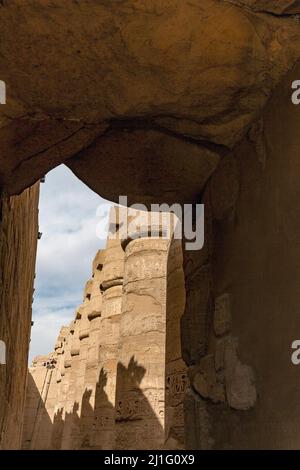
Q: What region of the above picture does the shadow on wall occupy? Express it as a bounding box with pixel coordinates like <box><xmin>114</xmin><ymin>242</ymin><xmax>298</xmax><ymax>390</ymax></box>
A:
<box><xmin>22</xmin><ymin>372</ymin><xmax>53</xmax><ymax>450</ymax></box>
<box><xmin>115</xmin><ymin>357</ymin><xmax>165</xmax><ymax>450</ymax></box>
<box><xmin>23</xmin><ymin>356</ymin><xmax>163</xmax><ymax>450</ymax></box>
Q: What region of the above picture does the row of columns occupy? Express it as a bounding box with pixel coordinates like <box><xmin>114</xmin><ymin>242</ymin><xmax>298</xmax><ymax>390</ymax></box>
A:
<box><xmin>22</xmin><ymin>207</ymin><xmax>187</xmax><ymax>450</ymax></box>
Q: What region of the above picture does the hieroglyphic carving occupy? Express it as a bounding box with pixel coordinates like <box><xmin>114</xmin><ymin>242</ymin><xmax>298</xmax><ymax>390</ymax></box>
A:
<box><xmin>22</xmin><ymin>208</ymin><xmax>186</xmax><ymax>450</ymax></box>
<box><xmin>116</xmin><ymin>390</ymin><xmax>164</xmax><ymax>422</ymax></box>
<box><xmin>166</xmin><ymin>371</ymin><xmax>188</xmax><ymax>407</ymax></box>
<box><xmin>165</xmin><ymin>368</ymin><xmax>188</xmax><ymax>448</ymax></box>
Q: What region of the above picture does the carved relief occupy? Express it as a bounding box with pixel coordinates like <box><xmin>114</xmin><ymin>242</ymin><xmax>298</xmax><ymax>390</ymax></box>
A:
<box><xmin>166</xmin><ymin>371</ymin><xmax>188</xmax><ymax>407</ymax></box>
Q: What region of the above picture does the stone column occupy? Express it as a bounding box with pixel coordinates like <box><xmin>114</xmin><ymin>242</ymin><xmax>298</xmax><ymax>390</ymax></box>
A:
<box><xmin>54</xmin><ymin>326</ymin><xmax>69</xmax><ymax>391</ymax></box>
<box><xmin>115</xmin><ymin>223</ymin><xmax>169</xmax><ymax>450</ymax></box>
<box><xmin>51</xmin><ymin>326</ymin><xmax>69</xmax><ymax>449</ymax></box>
<box><xmin>91</xmin><ymin>207</ymin><xmax>124</xmax><ymax>449</ymax></box>
<box><xmin>66</xmin><ymin>317</ymin><xmax>81</xmax><ymax>449</ymax></box>
<box><xmin>85</xmin><ymin>250</ymin><xmax>105</xmax><ymax>384</ymax></box>
<box><xmin>60</xmin><ymin>324</ymin><xmax>74</xmax><ymax>449</ymax></box>
<box><xmin>74</xmin><ymin>289</ymin><xmax>92</xmax><ymax>447</ymax></box>
<box><xmin>80</xmin><ymin>250</ymin><xmax>105</xmax><ymax>449</ymax></box>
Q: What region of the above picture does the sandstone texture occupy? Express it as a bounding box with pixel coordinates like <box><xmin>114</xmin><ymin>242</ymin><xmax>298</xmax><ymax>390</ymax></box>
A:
<box><xmin>0</xmin><ymin>184</ymin><xmax>39</xmax><ymax>449</ymax></box>
<box><xmin>22</xmin><ymin>208</ymin><xmax>187</xmax><ymax>450</ymax></box>
<box><xmin>68</xmin><ymin>130</ymin><xmax>219</xmax><ymax>206</ymax></box>
<box><xmin>206</xmin><ymin>63</ymin><xmax>300</xmax><ymax>449</ymax></box>
<box><xmin>116</xmin><ymin>230</ymin><xmax>169</xmax><ymax>449</ymax></box>
<box><xmin>0</xmin><ymin>0</ymin><xmax>298</xmax><ymax>198</ymax></box>
<box><xmin>0</xmin><ymin>0</ymin><xmax>300</xmax><ymax>451</ymax></box>
<box><xmin>228</xmin><ymin>1</ymin><xmax>300</xmax><ymax>14</ymax></box>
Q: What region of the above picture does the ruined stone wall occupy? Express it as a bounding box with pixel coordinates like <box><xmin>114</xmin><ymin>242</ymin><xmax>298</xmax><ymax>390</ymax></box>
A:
<box><xmin>165</xmin><ymin>236</ymin><xmax>187</xmax><ymax>449</ymax></box>
<box><xmin>0</xmin><ymin>1</ymin><xmax>299</xmax><ymax>451</ymax></box>
<box><xmin>184</xmin><ymin>63</ymin><xmax>300</xmax><ymax>449</ymax></box>
<box><xmin>0</xmin><ymin>183</ymin><xmax>39</xmax><ymax>450</ymax></box>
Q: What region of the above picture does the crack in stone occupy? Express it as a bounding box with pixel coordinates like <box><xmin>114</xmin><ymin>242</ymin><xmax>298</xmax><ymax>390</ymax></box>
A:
<box><xmin>223</xmin><ymin>0</ymin><xmax>300</xmax><ymax>18</ymax></box>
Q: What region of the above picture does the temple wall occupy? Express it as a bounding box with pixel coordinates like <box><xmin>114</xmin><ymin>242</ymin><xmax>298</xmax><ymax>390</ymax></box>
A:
<box><xmin>211</xmin><ymin>65</ymin><xmax>300</xmax><ymax>449</ymax></box>
<box><xmin>20</xmin><ymin>70</ymin><xmax>300</xmax><ymax>450</ymax></box>
<box><xmin>93</xmin><ymin>213</ymin><xmax>124</xmax><ymax>450</ymax></box>
<box><xmin>185</xmin><ymin>64</ymin><xmax>300</xmax><ymax>449</ymax></box>
<box><xmin>165</xmin><ymin>236</ymin><xmax>187</xmax><ymax>449</ymax></box>
<box><xmin>22</xmin><ymin>355</ymin><xmax>56</xmax><ymax>450</ymax></box>
<box><xmin>0</xmin><ymin>183</ymin><xmax>39</xmax><ymax>450</ymax></box>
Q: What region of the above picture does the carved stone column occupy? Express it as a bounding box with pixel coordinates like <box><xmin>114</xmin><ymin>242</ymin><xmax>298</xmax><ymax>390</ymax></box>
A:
<box><xmin>51</xmin><ymin>326</ymin><xmax>69</xmax><ymax>449</ymax></box>
<box><xmin>115</xmin><ymin>223</ymin><xmax>169</xmax><ymax>450</ymax></box>
<box><xmin>92</xmin><ymin>207</ymin><xmax>124</xmax><ymax>449</ymax></box>
<box><xmin>74</xmin><ymin>288</ymin><xmax>92</xmax><ymax>446</ymax></box>
<box><xmin>80</xmin><ymin>250</ymin><xmax>105</xmax><ymax>449</ymax></box>
<box><xmin>60</xmin><ymin>323</ymin><xmax>74</xmax><ymax>449</ymax></box>
<box><xmin>85</xmin><ymin>250</ymin><xmax>105</xmax><ymax>389</ymax></box>
<box><xmin>66</xmin><ymin>318</ymin><xmax>81</xmax><ymax>449</ymax></box>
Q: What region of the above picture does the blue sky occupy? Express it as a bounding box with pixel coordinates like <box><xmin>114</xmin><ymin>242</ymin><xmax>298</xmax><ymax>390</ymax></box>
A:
<box><xmin>29</xmin><ymin>165</ymin><xmax>112</xmax><ymax>363</ymax></box>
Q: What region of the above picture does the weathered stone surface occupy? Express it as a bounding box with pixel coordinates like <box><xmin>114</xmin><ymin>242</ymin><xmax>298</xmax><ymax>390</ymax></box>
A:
<box><xmin>229</xmin><ymin>0</ymin><xmax>300</xmax><ymax>14</ymax></box>
<box><xmin>116</xmin><ymin>223</ymin><xmax>169</xmax><ymax>449</ymax></box>
<box><xmin>70</xmin><ymin>321</ymin><xmax>80</xmax><ymax>358</ymax></box>
<box><xmin>0</xmin><ymin>183</ymin><xmax>39</xmax><ymax>450</ymax></box>
<box><xmin>68</xmin><ymin>130</ymin><xmax>219</xmax><ymax>206</ymax></box>
<box><xmin>0</xmin><ymin>0</ymin><xmax>299</xmax><ymax>197</ymax></box>
<box><xmin>0</xmin><ymin>0</ymin><xmax>298</xmax><ymax>134</ymax></box>
<box><xmin>209</xmin><ymin>158</ymin><xmax>240</xmax><ymax>221</ymax></box>
<box><xmin>189</xmin><ymin>355</ymin><xmax>225</xmax><ymax>404</ymax></box>
<box><xmin>2</xmin><ymin>0</ymin><xmax>300</xmax><ymax>453</ymax></box>
<box><xmin>181</xmin><ymin>264</ymin><xmax>213</xmax><ymax>365</ymax></box>
<box><xmin>101</xmin><ymin>208</ymin><xmax>125</xmax><ymax>289</ymax></box>
<box><xmin>189</xmin><ymin>333</ymin><xmax>256</xmax><ymax>413</ymax></box>
<box><xmin>165</xmin><ymin>234</ymin><xmax>187</xmax><ymax>449</ymax></box>
<box><xmin>0</xmin><ymin>120</ymin><xmax>106</xmax><ymax>196</ymax></box>
<box><xmin>213</xmin><ymin>293</ymin><xmax>232</xmax><ymax>337</ymax></box>
<box><xmin>200</xmin><ymin>63</ymin><xmax>300</xmax><ymax>449</ymax></box>
<box><xmin>22</xmin><ymin>356</ymin><xmax>56</xmax><ymax>450</ymax></box>
<box><xmin>184</xmin><ymin>387</ymin><xmax>214</xmax><ymax>450</ymax></box>
<box><xmin>86</xmin><ymin>209</ymin><xmax>123</xmax><ymax>450</ymax></box>
<box><xmin>224</xmin><ymin>338</ymin><xmax>256</xmax><ymax>411</ymax></box>
<box><xmin>215</xmin><ymin>339</ymin><xmax>226</xmax><ymax>373</ymax></box>
<box><xmin>247</xmin><ymin>118</ymin><xmax>267</xmax><ymax>167</ymax></box>
<box><xmin>22</xmin><ymin>208</ymin><xmax>187</xmax><ymax>450</ymax></box>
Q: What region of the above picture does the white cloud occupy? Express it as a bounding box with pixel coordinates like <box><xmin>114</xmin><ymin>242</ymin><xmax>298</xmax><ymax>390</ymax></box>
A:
<box><xmin>29</xmin><ymin>165</ymin><xmax>112</xmax><ymax>363</ymax></box>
